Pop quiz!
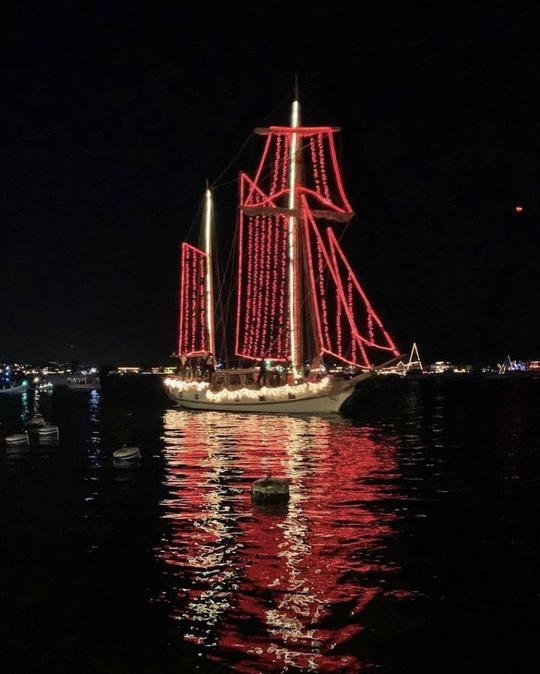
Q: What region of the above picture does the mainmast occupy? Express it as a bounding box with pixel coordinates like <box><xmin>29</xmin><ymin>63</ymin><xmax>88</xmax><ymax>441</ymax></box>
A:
<box><xmin>288</xmin><ymin>98</ymin><xmax>302</xmax><ymax>378</ymax></box>
<box><xmin>204</xmin><ymin>188</ymin><xmax>216</xmax><ymax>356</ymax></box>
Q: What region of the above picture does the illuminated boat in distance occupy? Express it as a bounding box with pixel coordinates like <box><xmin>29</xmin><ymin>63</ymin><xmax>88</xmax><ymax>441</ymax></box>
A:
<box><xmin>0</xmin><ymin>382</ymin><xmax>28</xmax><ymax>395</ymax></box>
<box><xmin>48</xmin><ymin>370</ymin><xmax>101</xmax><ymax>390</ymax></box>
<box><xmin>164</xmin><ymin>94</ymin><xmax>400</xmax><ymax>413</ymax></box>
<box><xmin>65</xmin><ymin>373</ymin><xmax>100</xmax><ymax>391</ymax></box>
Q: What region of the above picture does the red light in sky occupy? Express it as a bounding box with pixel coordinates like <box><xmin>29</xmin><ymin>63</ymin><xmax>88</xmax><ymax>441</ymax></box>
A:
<box><xmin>515</xmin><ymin>205</ymin><xmax>524</xmax><ymax>213</ymax></box>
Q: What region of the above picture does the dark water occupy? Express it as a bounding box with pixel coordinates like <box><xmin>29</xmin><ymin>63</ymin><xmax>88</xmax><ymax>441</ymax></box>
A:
<box><xmin>0</xmin><ymin>378</ymin><xmax>538</xmax><ymax>673</ymax></box>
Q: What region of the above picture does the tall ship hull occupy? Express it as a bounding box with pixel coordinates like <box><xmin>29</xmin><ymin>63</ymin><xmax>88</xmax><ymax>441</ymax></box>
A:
<box><xmin>165</xmin><ymin>92</ymin><xmax>399</xmax><ymax>414</ymax></box>
<box><xmin>165</xmin><ymin>372</ymin><xmax>371</xmax><ymax>414</ymax></box>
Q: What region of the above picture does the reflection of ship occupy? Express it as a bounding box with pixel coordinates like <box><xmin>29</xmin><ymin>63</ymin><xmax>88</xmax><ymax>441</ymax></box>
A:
<box><xmin>157</xmin><ymin>410</ymin><xmax>402</xmax><ymax>672</ymax></box>
<box><xmin>165</xmin><ymin>94</ymin><xmax>399</xmax><ymax>413</ymax></box>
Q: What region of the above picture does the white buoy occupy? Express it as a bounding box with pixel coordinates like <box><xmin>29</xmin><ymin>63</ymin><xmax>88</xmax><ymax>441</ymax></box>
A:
<box><xmin>37</xmin><ymin>424</ymin><xmax>59</xmax><ymax>438</ymax></box>
<box><xmin>5</xmin><ymin>432</ymin><xmax>30</xmax><ymax>446</ymax></box>
<box><xmin>113</xmin><ymin>446</ymin><xmax>141</xmax><ymax>461</ymax></box>
<box><xmin>251</xmin><ymin>475</ymin><xmax>290</xmax><ymax>504</ymax></box>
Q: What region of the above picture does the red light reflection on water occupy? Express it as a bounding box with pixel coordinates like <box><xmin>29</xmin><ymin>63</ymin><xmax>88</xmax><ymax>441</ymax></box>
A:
<box><xmin>156</xmin><ymin>411</ymin><xmax>402</xmax><ymax>672</ymax></box>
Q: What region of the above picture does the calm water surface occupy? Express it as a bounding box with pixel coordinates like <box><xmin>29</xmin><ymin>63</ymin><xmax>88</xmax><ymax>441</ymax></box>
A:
<box><xmin>0</xmin><ymin>378</ymin><xmax>538</xmax><ymax>673</ymax></box>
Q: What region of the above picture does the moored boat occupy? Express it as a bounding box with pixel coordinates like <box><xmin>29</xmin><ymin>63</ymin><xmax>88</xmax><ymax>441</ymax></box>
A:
<box><xmin>66</xmin><ymin>374</ymin><xmax>100</xmax><ymax>390</ymax></box>
<box><xmin>37</xmin><ymin>424</ymin><xmax>59</xmax><ymax>437</ymax></box>
<box><xmin>5</xmin><ymin>432</ymin><xmax>29</xmax><ymax>445</ymax></box>
<box><xmin>164</xmin><ymin>93</ymin><xmax>399</xmax><ymax>413</ymax></box>
<box><xmin>0</xmin><ymin>382</ymin><xmax>28</xmax><ymax>395</ymax></box>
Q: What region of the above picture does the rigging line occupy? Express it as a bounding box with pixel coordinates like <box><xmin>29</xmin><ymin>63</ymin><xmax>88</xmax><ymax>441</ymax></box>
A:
<box><xmin>180</xmin><ymin>193</ymin><xmax>206</xmax><ymax>247</ymax></box>
<box><xmin>212</xmin><ymin>134</ymin><xmax>318</xmax><ymax>198</ymax></box>
<box><xmin>215</xmin><ymin>216</ymin><xmax>238</xmax><ymax>363</ymax></box>
<box><xmin>209</xmin><ymin>131</ymin><xmax>255</xmax><ymax>190</ymax></box>
<box><xmin>218</xmin><ymin>238</ymin><xmax>238</xmax><ymax>365</ymax></box>
<box><xmin>209</xmin><ymin>90</ymin><xmax>297</xmax><ymax>190</ymax></box>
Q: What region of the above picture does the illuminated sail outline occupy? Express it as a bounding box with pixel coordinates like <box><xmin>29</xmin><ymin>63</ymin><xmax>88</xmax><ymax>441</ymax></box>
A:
<box><xmin>178</xmin><ymin>105</ymin><xmax>399</xmax><ymax>368</ymax></box>
<box><xmin>234</xmin><ymin>112</ymin><xmax>398</xmax><ymax>368</ymax></box>
<box><xmin>178</xmin><ymin>242</ymin><xmax>208</xmax><ymax>356</ymax></box>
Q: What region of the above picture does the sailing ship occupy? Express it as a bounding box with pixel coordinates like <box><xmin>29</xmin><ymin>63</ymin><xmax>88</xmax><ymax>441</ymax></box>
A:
<box><xmin>164</xmin><ymin>97</ymin><xmax>399</xmax><ymax>413</ymax></box>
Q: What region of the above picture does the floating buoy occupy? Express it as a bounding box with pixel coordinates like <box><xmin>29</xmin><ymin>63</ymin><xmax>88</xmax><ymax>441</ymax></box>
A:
<box><xmin>37</xmin><ymin>424</ymin><xmax>59</xmax><ymax>437</ymax></box>
<box><xmin>25</xmin><ymin>414</ymin><xmax>46</xmax><ymax>429</ymax></box>
<box><xmin>113</xmin><ymin>446</ymin><xmax>141</xmax><ymax>462</ymax></box>
<box><xmin>251</xmin><ymin>475</ymin><xmax>290</xmax><ymax>504</ymax></box>
<box><xmin>5</xmin><ymin>432</ymin><xmax>29</xmax><ymax>446</ymax></box>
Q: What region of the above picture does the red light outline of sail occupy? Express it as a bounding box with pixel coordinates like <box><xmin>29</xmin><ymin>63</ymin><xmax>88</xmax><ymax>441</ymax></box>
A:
<box><xmin>178</xmin><ymin>242</ymin><xmax>208</xmax><ymax>357</ymax></box>
<box><xmin>235</xmin><ymin>173</ymin><xmax>291</xmax><ymax>361</ymax></box>
<box><xmin>244</xmin><ymin>127</ymin><xmax>352</xmax><ymax>215</ymax></box>
<box><xmin>327</xmin><ymin>228</ymin><xmax>399</xmax><ymax>355</ymax></box>
<box><xmin>303</xmin><ymin>206</ymin><xmax>370</xmax><ymax>366</ymax></box>
<box><xmin>245</xmin><ymin>187</ymin><xmax>349</xmax><ymax>215</ymax></box>
<box><xmin>303</xmin><ymin>203</ymin><xmax>399</xmax><ymax>367</ymax></box>
<box><xmin>235</xmin><ymin>126</ymin><xmax>397</xmax><ymax>365</ymax></box>
<box><xmin>236</xmin><ymin>128</ymin><xmax>352</xmax><ymax>361</ymax></box>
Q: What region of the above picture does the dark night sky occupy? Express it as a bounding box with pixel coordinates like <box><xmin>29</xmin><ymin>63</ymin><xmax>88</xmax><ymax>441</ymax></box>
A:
<box><xmin>2</xmin><ymin>2</ymin><xmax>538</xmax><ymax>365</ymax></box>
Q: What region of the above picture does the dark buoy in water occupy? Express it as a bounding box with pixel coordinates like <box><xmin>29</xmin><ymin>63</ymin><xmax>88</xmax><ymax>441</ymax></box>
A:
<box><xmin>251</xmin><ymin>474</ymin><xmax>290</xmax><ymax>504</ymax></box>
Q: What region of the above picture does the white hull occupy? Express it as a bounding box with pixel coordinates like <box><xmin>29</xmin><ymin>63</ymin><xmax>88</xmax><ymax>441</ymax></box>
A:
<box><xmin>0</xmin><ymin>384</ymin><xmax>27</xmax><ymax>395</ymax></box>
<box><xmin>164</xmin><ymin>373</ymin><xmax>371</xmax><ymax>414</ymax></box>
<box><xmin>66</xmin><ymin>381</ymin><xmax>101</xmax><ymax>391</ymax></box>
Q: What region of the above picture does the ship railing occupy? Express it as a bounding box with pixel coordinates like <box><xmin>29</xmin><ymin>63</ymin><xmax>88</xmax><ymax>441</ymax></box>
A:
<box><xmin>173</xmin><ymin>367</ymin><xmax>290</xmax><ymax>390</ymax></box>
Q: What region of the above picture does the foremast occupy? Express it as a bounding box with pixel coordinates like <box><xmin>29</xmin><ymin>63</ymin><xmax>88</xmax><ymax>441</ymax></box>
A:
<box><xmin>204</xmin><ymin>188</ymin><xmax>216</xmax><ymax>356</ymax></box>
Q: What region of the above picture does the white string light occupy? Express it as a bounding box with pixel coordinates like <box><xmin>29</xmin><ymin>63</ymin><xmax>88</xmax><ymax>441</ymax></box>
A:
<box><xmin>164</xmin><ymin>376</ymin><xmax>332</xmax><ymax>403</ymax></box>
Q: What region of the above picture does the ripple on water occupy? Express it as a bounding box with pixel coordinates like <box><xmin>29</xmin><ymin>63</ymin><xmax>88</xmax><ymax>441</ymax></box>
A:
<box><xmin>155</xmin><ymin>410</ymin><xmax>404</xmax><ymax>672</ymax></box>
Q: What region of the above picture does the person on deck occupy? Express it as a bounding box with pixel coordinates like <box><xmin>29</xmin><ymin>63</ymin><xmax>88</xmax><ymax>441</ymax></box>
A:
<box><xmin>205</xmin><ymin>353</ymin><xmax>215</xmax><ymax>381</ymax></box>
<box><xmin>257</xmin><ymin>359</ymin><xmax>267</xmax><ymax>388</ymax></box>
<box><xmin>179</xmin><ymin>353</ymin><xmax>188</xmax><ymax>376</ymax></box>
<box><xmin>195</xmin><ymin>357</ymin><xmax>203</xmax><ymax>380</ymax></box>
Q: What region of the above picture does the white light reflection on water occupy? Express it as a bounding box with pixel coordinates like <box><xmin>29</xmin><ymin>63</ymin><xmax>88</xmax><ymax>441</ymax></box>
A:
<box><xmin>157</xmin><ymin>410</ymin><xmax>404</xmax><ymax>673</ymax></box>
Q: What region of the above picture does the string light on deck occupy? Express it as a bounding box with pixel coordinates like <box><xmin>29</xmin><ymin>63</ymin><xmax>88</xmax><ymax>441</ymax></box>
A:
<box><xmin>164</xmin><ymin>377</ymin><xmax>333</xmax><ymax>402</ymax></box>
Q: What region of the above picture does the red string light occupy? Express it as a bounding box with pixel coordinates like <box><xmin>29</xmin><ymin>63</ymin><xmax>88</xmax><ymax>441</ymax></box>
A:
<box><xmin>301</xmin><ymin>200</ymin><xmax>324</xmax><ymax>352</ymax></box>
<box><xmin>178</xmin><ymin>243</ymin><xmax>208</xmax><ymax>356</ymax></box>
<box><xmin>253</xmin><ymin>213</ymin><xmax>263</xmax><ymax>351</ymax></box>
<box><xmin>245</xmin><ymin>135</ymin><xmax>272</xmax><ymax>206</ymax></box>
<box><xmin>232</xmin><ymin>128</ymin><xmax>396</xmax><ymax>365</ymax></box>
<box><xmin>309</xmin><ymin>135</ymin><xmax>321</xmax><ymax>195</ymax></box>
<box><xmin>270</xmin><ymin>135</ymin><xmax>281</xmax><ymax>197</ymax></box>
<box><xmin>199</xmin><ymin>254</ymin><xmax>206</xmax><ymax>349</ymax></box>
<box><xmin>317</xmin><ymin>133</ymin><xmax>331</xmax><ymax>202</ymax></box>
<box><xmin>261</xmin><ymin>215</ymin><xmax>273</xmax><ymax>351</ymax></box>
<box><xmin>348</xmin><ymin>276</ymin><xmax>357</xmax><ymax>363</ymax></box>
<box><xmin>327</xmin><ymin>229</ymin><xmax>399</xmax><ymax>355</ymax></box>
<box><xmin>234</xmin><ymin>175</ymin><xmax>246</xmax><ymax>357</ymax></box>
<box><xmin>245</xmin><ymin>215</ymin><xmax>255</xmax><ymax>353</ymax></box>
<box><xmin>280</xmin><ymin>136</ymin><xmax>290</xmax><ymax>192</ymax></box>
<box><xmin>327</xmin><ymin>132</ymin><xmax>353</xmax><ymax>212</ymax></box>
<box><xmin>277</xmin><ymin>215</ymin><xmax>288</xmax><ymax>356</ymax></box>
